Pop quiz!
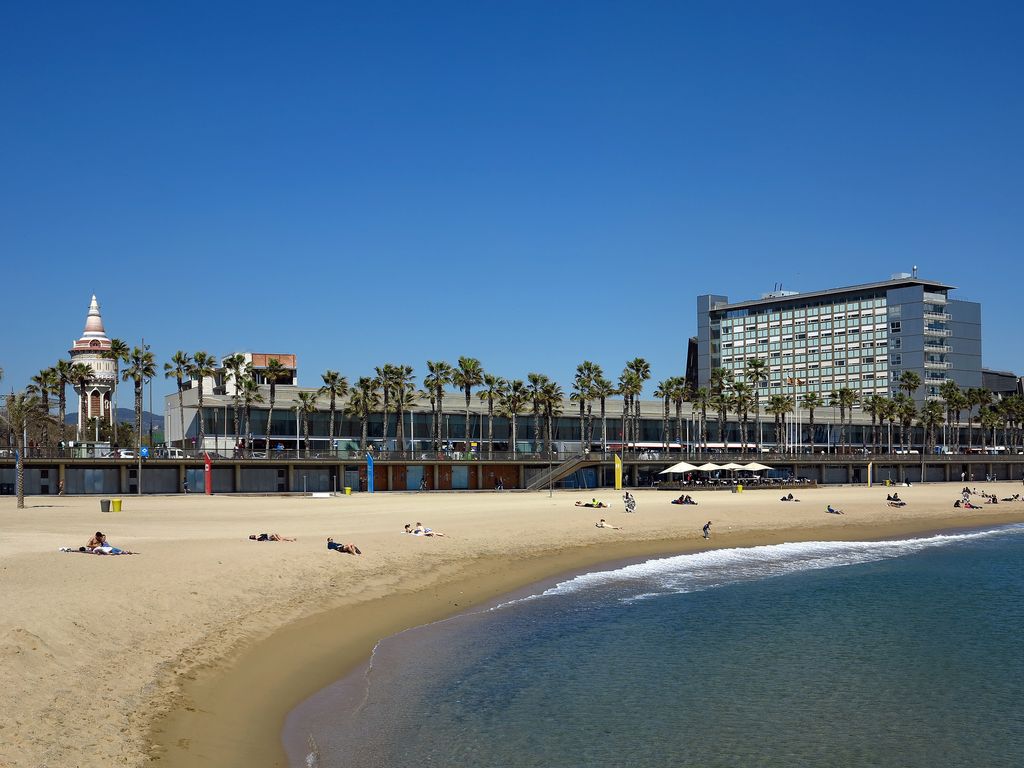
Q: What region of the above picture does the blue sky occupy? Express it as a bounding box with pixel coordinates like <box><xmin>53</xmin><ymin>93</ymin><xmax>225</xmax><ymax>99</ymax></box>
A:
<box><xmin>3</xmin><ymin>1</ymin><xmax>1022</xmax><ymax>402</ymax></box>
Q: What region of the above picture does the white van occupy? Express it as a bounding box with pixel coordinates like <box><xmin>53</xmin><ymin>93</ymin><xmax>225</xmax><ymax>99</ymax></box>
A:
<box><xmin>154</xmin><ymin>447</ymin><xmax>185</xmax><ymax>459</ymax></box>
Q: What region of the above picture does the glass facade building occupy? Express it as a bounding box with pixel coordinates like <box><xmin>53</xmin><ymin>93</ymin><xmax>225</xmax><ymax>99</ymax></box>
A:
<box><xmin>697</xmin><ymin>275</ymin><xmax>982</xmax><ymax>403</ymax></box>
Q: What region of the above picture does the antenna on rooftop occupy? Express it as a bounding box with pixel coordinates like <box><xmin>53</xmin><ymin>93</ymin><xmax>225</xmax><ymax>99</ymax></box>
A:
<box><xmin>912</xmin><ymin>265</ymin><xmax>918</xmax><ymax>278</ymax></box>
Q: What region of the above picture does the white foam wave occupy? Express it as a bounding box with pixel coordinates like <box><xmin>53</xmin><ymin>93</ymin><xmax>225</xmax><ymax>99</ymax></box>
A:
<box><xmin>501</xmin><ymin>525</ymin><xmax>1023</xmax><ymax>606</ymax></box>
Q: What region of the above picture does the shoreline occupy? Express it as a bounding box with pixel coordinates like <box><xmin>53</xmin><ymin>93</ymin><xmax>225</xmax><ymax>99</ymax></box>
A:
<box><xmin>148</xmin><ymin>510</ymin><xmax>1024</xmax><ymax>768</ymax></box>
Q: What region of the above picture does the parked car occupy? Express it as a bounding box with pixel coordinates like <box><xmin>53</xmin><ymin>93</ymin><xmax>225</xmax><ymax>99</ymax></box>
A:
<box><xmin>103</xmin><ymin>449</ymin><xmax>136</xmax><ymax>459</ymax></box>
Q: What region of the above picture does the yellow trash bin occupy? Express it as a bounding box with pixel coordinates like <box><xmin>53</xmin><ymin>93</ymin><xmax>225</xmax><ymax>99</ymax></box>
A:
<box><xmin>737</xmin><ymin>484</ymin><xmax>743</xmax><ymax>493</ymax></box>
<box><xmin>111</xmin><ymin>498</ymin><xmax>122</xmax><ymax>512</ymax></box>
<box><xmin>344</xmin><ymin>487</ymin><xmax>352</xmax><ymax>496</ymax></box>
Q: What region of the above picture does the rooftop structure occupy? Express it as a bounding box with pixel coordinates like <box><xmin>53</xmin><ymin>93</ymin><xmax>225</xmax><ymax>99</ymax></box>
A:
<box><xmin>68</xmin><ymin>295</ymin><xmax>116</xmax><ymax>434</ymax></box>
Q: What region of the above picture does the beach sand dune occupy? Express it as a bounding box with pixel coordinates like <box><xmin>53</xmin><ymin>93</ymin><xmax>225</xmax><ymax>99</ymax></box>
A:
<box><xmin>1</xmin><ymin>483</ymin><xmax>1022</xmax><ymax>767</ymax></box>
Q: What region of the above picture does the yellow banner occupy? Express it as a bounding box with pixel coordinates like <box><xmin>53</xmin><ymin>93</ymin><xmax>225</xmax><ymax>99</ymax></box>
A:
<box><xmin>614</xmin><ymin>454</ymin><xmax>623</xmax><ymax>490</ymax></box>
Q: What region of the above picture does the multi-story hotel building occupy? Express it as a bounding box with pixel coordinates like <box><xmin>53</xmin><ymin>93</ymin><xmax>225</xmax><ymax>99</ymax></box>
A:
<box><xmin>696</xmin><ymin>273</ymin><xmax>982</xmax><ymax>403</ymax></box>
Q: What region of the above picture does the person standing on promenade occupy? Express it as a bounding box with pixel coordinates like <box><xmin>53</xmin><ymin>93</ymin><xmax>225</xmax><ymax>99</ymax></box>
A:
<box><xmin>703</xmin><ymin>521</ymin><xmax>712</xmax><ymax>539</ymax></box>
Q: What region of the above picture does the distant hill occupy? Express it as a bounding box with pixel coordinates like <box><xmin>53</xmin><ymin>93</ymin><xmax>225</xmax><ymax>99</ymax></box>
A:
<box><xmin>66</xmin><ymin>408</ymin><xmax>164</xmax><ymax>430</ymax></box>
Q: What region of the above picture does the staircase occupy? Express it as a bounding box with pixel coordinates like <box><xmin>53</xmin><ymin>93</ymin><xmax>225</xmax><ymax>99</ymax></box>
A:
<box><xmin>525</xmin><ymin>454</ymin><xmax>597</xmax><ymax>491</ymax></box>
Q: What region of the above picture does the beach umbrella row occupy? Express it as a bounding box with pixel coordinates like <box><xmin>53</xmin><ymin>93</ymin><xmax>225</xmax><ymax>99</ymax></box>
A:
<box><xmin>659</xmin><ymin>461</ymin><xmax>774</xmax><ymax>474</ymax></box>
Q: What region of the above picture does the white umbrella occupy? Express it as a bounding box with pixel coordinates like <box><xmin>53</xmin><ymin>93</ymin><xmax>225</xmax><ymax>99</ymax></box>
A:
<box><xmin>659</xmin><ymin>461</ymin><xmax>700</xmax><ymax>474</ymax></box>
<box><xmin>742</xmin><ymin>462</ymin><xmax>773</xmax><ymax>471</ymax></box>
<box><xmin>696</xmin><ymin>462</ymin><xmax>721</xmax><ymax>472</ymax></box>
<box><xmin>718</xmin><ymin>462</ymin><xmax>744</xmax><ymax>470</ymax></box>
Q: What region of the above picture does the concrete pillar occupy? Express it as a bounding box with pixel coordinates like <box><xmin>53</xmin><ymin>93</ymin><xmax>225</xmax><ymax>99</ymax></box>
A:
<box><xmin>178</xmin><ymin>463</ymin><xmax>186</xmax><ymax>493</ymax></box>
<box><xmin>898</xmin><ymin>463</ymin><xmax>905</xmax><ymax>484</ymax></box>
<box><xmin>287</xmin><ymin>463</ymin><xmax>294</xmax><ymax>491</ymax></box>
<box><xmin>58</xmin><ymin>463</ymin><xmax>66</xmax><ymax>495</ymax></box>
<box><xmin>119</xmin><ymin>464</ymin><xmax>128</xmax><ymax>494</ymax></box>
<box><xmin>386</xmin><ymin>465</ymin><xmax>393</xmax><ymax>491</ymax></box>
<box><xmin>477</xmin><ymin>464</ymin><xmax>483</xmax><ymax>490</ymax></box>
<box><xmin>518</xmin><ymin>465</ymin><xmax>525</xmax><ymax>488</ymax></box>
<box><xmin>847</xmin><ymin>464</ymin><xmax>853</xmax><ymax>484</ymax></box>
<box><xmin>234</xmin><ymin>463</ymin><xmax>242</xmax><ymax>493</ymax></box>
<box><xmin>433</xmin><ymin>464</ymin><xmax>440</xmax><ymax>490</ymax></box>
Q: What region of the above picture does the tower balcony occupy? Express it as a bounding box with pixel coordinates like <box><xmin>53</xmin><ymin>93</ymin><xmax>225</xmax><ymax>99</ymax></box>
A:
<box><xmin>924</xmin><ymin>360</ymin><xmax>953</xmax><ymax>370</ymax></box>
<box><xmin>923</xmin><ymin>310</ymin><xmax>951</xmax><ymax>321</ymax></box>
<box><xmin>923</xmin><ymin>343</ymin><xmax>950</xmax><ymax>353</ymax></box>
<box><xmin>923</xmin><ymin>327</ymin><xmax>952</xmax><ymax>337</ymax></box>
<box><xmin>922</xmin><ymin>292</ymin><xmax>948</xmax><ymax>305</ymax></box>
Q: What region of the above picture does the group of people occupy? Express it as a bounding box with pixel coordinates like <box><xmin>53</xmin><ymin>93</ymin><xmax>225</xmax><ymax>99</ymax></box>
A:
<box><xmin>671</xmin><ymin>494</ymin><xmax>698</xmax><ymax>505</ymax></box>
<box><xmin>248</xmin><ymin>532</ymin><xmax>363</xmax><ymax>554</ymax></box>
<box><xmin>886</xmin><ymin>493</ymin><xmax>906</xmax><ymax>508</ymax></box>
<box><xmin>403</xmin><ymin>522</ymin><xmax>446</xmax><ymax>537</ymax></box>
<box><xmin>60</xmin><ymin>531</ymin><xmax>137</xmax><ymax>555</ymax></box>
<box><xmin>779</xmin><ymin>493</ymin><xmax>800</xmax><ymax>502</ymax></box>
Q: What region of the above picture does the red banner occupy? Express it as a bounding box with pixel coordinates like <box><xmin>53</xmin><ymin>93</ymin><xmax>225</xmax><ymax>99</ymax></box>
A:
<box><xmin>204</xmin><ymin>452</ymin><xmax>212</xmax><ymax>495</ymax></box>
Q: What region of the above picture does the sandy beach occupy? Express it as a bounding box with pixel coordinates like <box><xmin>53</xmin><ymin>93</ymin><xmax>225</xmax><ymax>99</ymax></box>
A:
<box><xmin>2</xmin><ymin>482</ymin><xmax>1024</xmax><ymax>768</ymax></box>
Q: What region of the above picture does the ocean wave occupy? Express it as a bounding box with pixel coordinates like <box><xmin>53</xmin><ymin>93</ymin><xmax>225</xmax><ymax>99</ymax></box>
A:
<box><xmin>496</xmin><ymin>524</ymin><xmax>1024</xmax><ymax>607</ymax></box>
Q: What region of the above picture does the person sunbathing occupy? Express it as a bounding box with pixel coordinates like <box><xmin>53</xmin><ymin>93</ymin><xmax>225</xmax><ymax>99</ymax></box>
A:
<box><xmin>248</xmin><ymin>533</ymin><xmax>296</xmax><ymax>541</ymax></box>
<box><xmin>412</xmin><ymin>522</ymin><xmax>446</xmax><ymax>536</ymax></box>
<box><xmin>595</xmin><ymin>518</ymin><xmax>621</xmax><ymax>529</ymax></box>
<box><xmin>1000</xmin><ymin>494</ymin><xmax>1021</xmax><ymax>502</ymax></box>
<box><xmin>84</xmin><ymin>532</ymin><xmax>136</xmax><ymax>554</ymax></box>
<box><xmin>780</xmin><ymin>493</ymin><xmax>800</xmax><ymax>502</ymax></box>
<box><xmin>671</xmin><ymin>494</ymin><xmax>686</xmax><ymax>505</ymax></box>
<box><xmin>575</xmin><ymin>499</ymin><xmax>608</xmax><ymax>508</ymax></box>
<box><xmin>826</xmin><ymin>505</ymin><xmax>844</xmax><ymax>515</ymax></box>
<box><xmin>327</xmin><ymin>538</ymin><xmax>361</xmax><ymax>555</ymax></box>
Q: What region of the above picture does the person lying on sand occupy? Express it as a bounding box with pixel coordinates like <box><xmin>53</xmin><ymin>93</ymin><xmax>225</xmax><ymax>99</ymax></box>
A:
<box><xmin>954</xmin><ymin>499</ymin><xmax>982</xmax><ymax>509</ymax></box>
<box><xmin>595</xmin><ymin>518</ymin><xmax>621</xmax><ymax>529</ymax></box>
<box><xmin>327</xmin><ymin>538</ymin><xmax>361</xmax><ymax>555</ymax></box>
<box><xmin>83</xmin><ymin>531</ymin><xmax>136</xmax><ymax>554</ymax></box>
<box><xmin>575</xmin><ymin>499</ymin><xmax>608</xmax><ymax>508</ymax></box>
<box><xmin>248</xmin><ymin>533</ymin><xmax>296</xmax><ymax>542</ymax></box>
<box><xmin>408</xmin><ymin>522</ymin><xmax>446</xmax><ymax>536</ymax></box>
<box><xmin>1000</xmin><ymin>494</ymin><xmax>1021</xmax><ymax>502</ymax></box>
<box><xmin>780</xmin><ymin>493</ymin><xmax>800</xmax><ymax>502</ymax></box>
<box><xmin>826</xmin><ymin>505</ymin><xmax>844</xmax><ymax>515</ymax></box>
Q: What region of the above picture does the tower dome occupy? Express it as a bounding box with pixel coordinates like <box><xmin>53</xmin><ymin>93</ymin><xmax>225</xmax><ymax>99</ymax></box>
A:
<box><xmin>69</xmin><ymin>295</ymin><xmax>117</xmax><ymax>437</ymax></box>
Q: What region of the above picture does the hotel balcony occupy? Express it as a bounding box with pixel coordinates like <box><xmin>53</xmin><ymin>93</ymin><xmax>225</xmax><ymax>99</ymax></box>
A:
<box><xmin>923</xmin><ymin>326</ymin><xmax>953</xmax><ymax>337</ymax></box>
<box><xmin>923</xmin><ymin>343</ymin><xmax>950</xmax><ymax>353</ymax></box>
<box><xmin>923</xmin><ymin>310</ymin><xmax>951</xmax><ymax>321</ymax></box>
<box><xmin>922</xmin><ymin>292</ymin><xmax>948</xmax><ymax>305</ymax></box>
<box><xmin>924</xmin><ymin>360</ymin><xmax>953</xmax><ymax>370</ymax></box>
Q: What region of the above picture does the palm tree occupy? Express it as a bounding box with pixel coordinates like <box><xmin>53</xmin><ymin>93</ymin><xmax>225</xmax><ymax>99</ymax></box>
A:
<box><xmin>692</xmin><ymin>386</ymin><xmax>711</xmax><ymax>451</ymax></box>
<box><xmin>730</xmin><ymin>381</ymin><xmax>753</xmax><ymax>453</ymax></box>
<box><xmin>2</xmin><ymin>392</ymin><xmax>49</xmax><ymax>508</ymax></box>
<box><xmin>829</xmin><ymin>388</ymin><xmax>858</xmax><ymax>450</ymax></box>
<box><xmin>453</xmin><ymin>357</ymin><xmax>484</xmax><ymax>451</ymax></box>
<box><xmin>123</xmin><ymin>346</ymin><xmax>156</xmax><ymax>455</ymax></box>
<box><xmin>477</xmin><ymin>373</ymin><xmax>504</xmax><ymax>459</ymax></box>
<box><xmin>346</xmin><ymin>376</ymin><xmax>379</xmax><ymax>452</ymax></box>
<box><xmin>28</xmin><ymin>367</ymin><xmax>57</xmax><ymax>447</ymax></box>
<box><xmin>103</xmin><ymin>338</ymin><xmax>130</xmax><ymax>423</ymax></box>
<box><xmin>69</xmin><ymin>362</ymin><xmax>94</xmax><ymax>440</ymax></box>
<box><xmin>187</xmin><ymin>351</ymin><xmax>217</xmax><ymax>453</ymax></box>
<box><xmin>529</xmin><ymin>372</ymin><xmax>552</xmax><ymax>454</ymax></box>
<box><xmin>709</xmin><ymin>367</ymin><xmax>734</xmax><ymax>451</ymax></box>
<box><xmin>498</xmin><ymin>379</ymin><xmax>528</xmax><ymax>456</ymax></box>
<box><xmin>879</xmin><ymin>396</ymin><xmax>898</xmax><ymax>454</ymax></box>
<box><xmin>374</xmin><ymin>365</ymin><xmax>397</xmax><ymax>452</ymax></box>
<box><xmin>919</xmin><ymin>400</ymin><xmax>944</xmax><ymax>454</ymax></box>
<box><xmin>569</xmin><ymin>370</ymin><xmax>591</xmax><ymax>456</ymax></box>
<box><xmin>766</xmin><ymin>395</ymin><xmax>788</xmax><ymax>452</ymax></box>
<box><xmin>223</xmin><ymin>353</ymin><xmax>248</xmax><ymax>444</ymax></box>
<box><xmin>743</xmin><ymin>358</ymin><xmax>769</xmax><ymax>453</ymax></box>
<box><xmin>626</xmin><ymin>358</ymin><xmax>651</xmax><ymax>447</ymax></box>
<box><xmin>617</xmin><ymin>369</ymin><xmax>641</xmax><ymax>451</ymax></box>
<box><xmin>164</xmin><ymin>351</ymin><xmax>192</xmax><ymax>450</ymax></box>
<box><xmin>898</xmin><ymin>370</ymin><xmax>922</xmax><ymax>402</ymax></box>
<box><xmin>293</xmin><ymin>391</ymin><xmax>319</xmax><ymax>458</ymax></box>
<box><xmin>893</xmin><ymin>393</ymin><xmax>916</xmax><ymax>451</ymax></box>
<box><xmin>239</xmin><ymin>375</ymin><xmax>263</xmax><ymax>451</ymax></box>
<box><xmin>574</xmin><ymin>361</ymin><xmax>601</xmax><ymax>449</ymax></box>
<box><xmin>424</xmin><ymin>361</ymin><xmax>454</xmax><ymax>451</ymax></box>
<box><xmin>653</xmin><ymin>379</ymin><xmax>673</xmax><ymax>451</ymax></box>
<box><xmin>392</xmin><ymin>365</ymin><xmax>416</xmax><ymax>453</ymax></box>
<box><xmin>980</xmin><ymin>407</ymin><xmax>1000</xmax><ymax>451</ymax></box>
<box><xmin>54</xmin><ymin>359</ymin><xmax>73</xmax><ymax>447</ymax></box>
<box><xmin>966</xmin><ymin>388</ymin><xmax>992</xmax><ymax>451</ymax></box>
<box><xmin>800</xmin><ymin>392</ymin><xmax>824</xmax><ymax>451</ymax></box>
<box><xmin>541</xmin><ymin>380</ymin><xmax>564</xmax><ymax>455</ymax></box>
<box><xmin>664</xmin><ymin>377</ymin><xmax>688</xmax><ymax>454</ymax></box>
<box><xmin>862</xmin><ymin>394</ymin><xmax>884</xmax><ymax>454</ymax></box>
<box><xmin>263</xmin><ymin>358</ymin><xmax>290</xmax><ymax>456</ymax></box>
<box><xmin>942</xmin><ymin>384</ymin><xmax>968</xmax><ymax>453</ymax></box>
<box><xmin>319</xmin><ymin>370</ymin><xmax>349</xmax><ymax>450</ymax></box>
<box><xmin>590</xmin><ymin>376</ymin><xmax>616</xmax><ymax>456</ymax></box>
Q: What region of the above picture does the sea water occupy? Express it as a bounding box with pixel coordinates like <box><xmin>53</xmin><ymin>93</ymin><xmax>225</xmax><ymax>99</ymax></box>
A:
<box><xmin>288</xmin><ymin>524</ymin><xmax>1024</xmax><ymax>768</ymax></box>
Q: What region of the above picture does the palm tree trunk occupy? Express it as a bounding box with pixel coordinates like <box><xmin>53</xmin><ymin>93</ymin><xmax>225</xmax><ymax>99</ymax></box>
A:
<box><xmin>304</xmin><ymin>415</ymin><xmax>310</xmax><ymax>458</ymax></box>
<box><xmin>329</xmin><ymin>394</ymin><xmax>336</xmax><ymax>445</ymax></box>
<box><xmin>178</xmin><ymin>383</ymin><xmax>186</xmax><ymax>451</ymax></box>
<box><xmin>135</xmin><ymin>379</ymin><xmax>143</xmax><ymax>455</ymax></box>
<box><xmin>265</xmin><ymin>383</ymin><xmax>275</xmax><ymax>459</ymax></box>
<box><xmin>465</xmin><ymin>392</ymin><xmax>472</xmax><ymax>453</ymax></box>
<box><xmin>487</xmin><ymin>402</ymin><xmax>494</xmax><ymax>459</ymax></box>
<box><xmin>197</xmin><ymin>381</ymin><xmax>206</xmax><ymax>452</ymax></box>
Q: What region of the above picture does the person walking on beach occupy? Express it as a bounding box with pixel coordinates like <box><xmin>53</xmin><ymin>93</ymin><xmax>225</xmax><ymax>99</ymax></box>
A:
<box><xmin>703</xmin><ymin>521</ymin><xmax>712</xmax><ymax>539</ymax></box>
